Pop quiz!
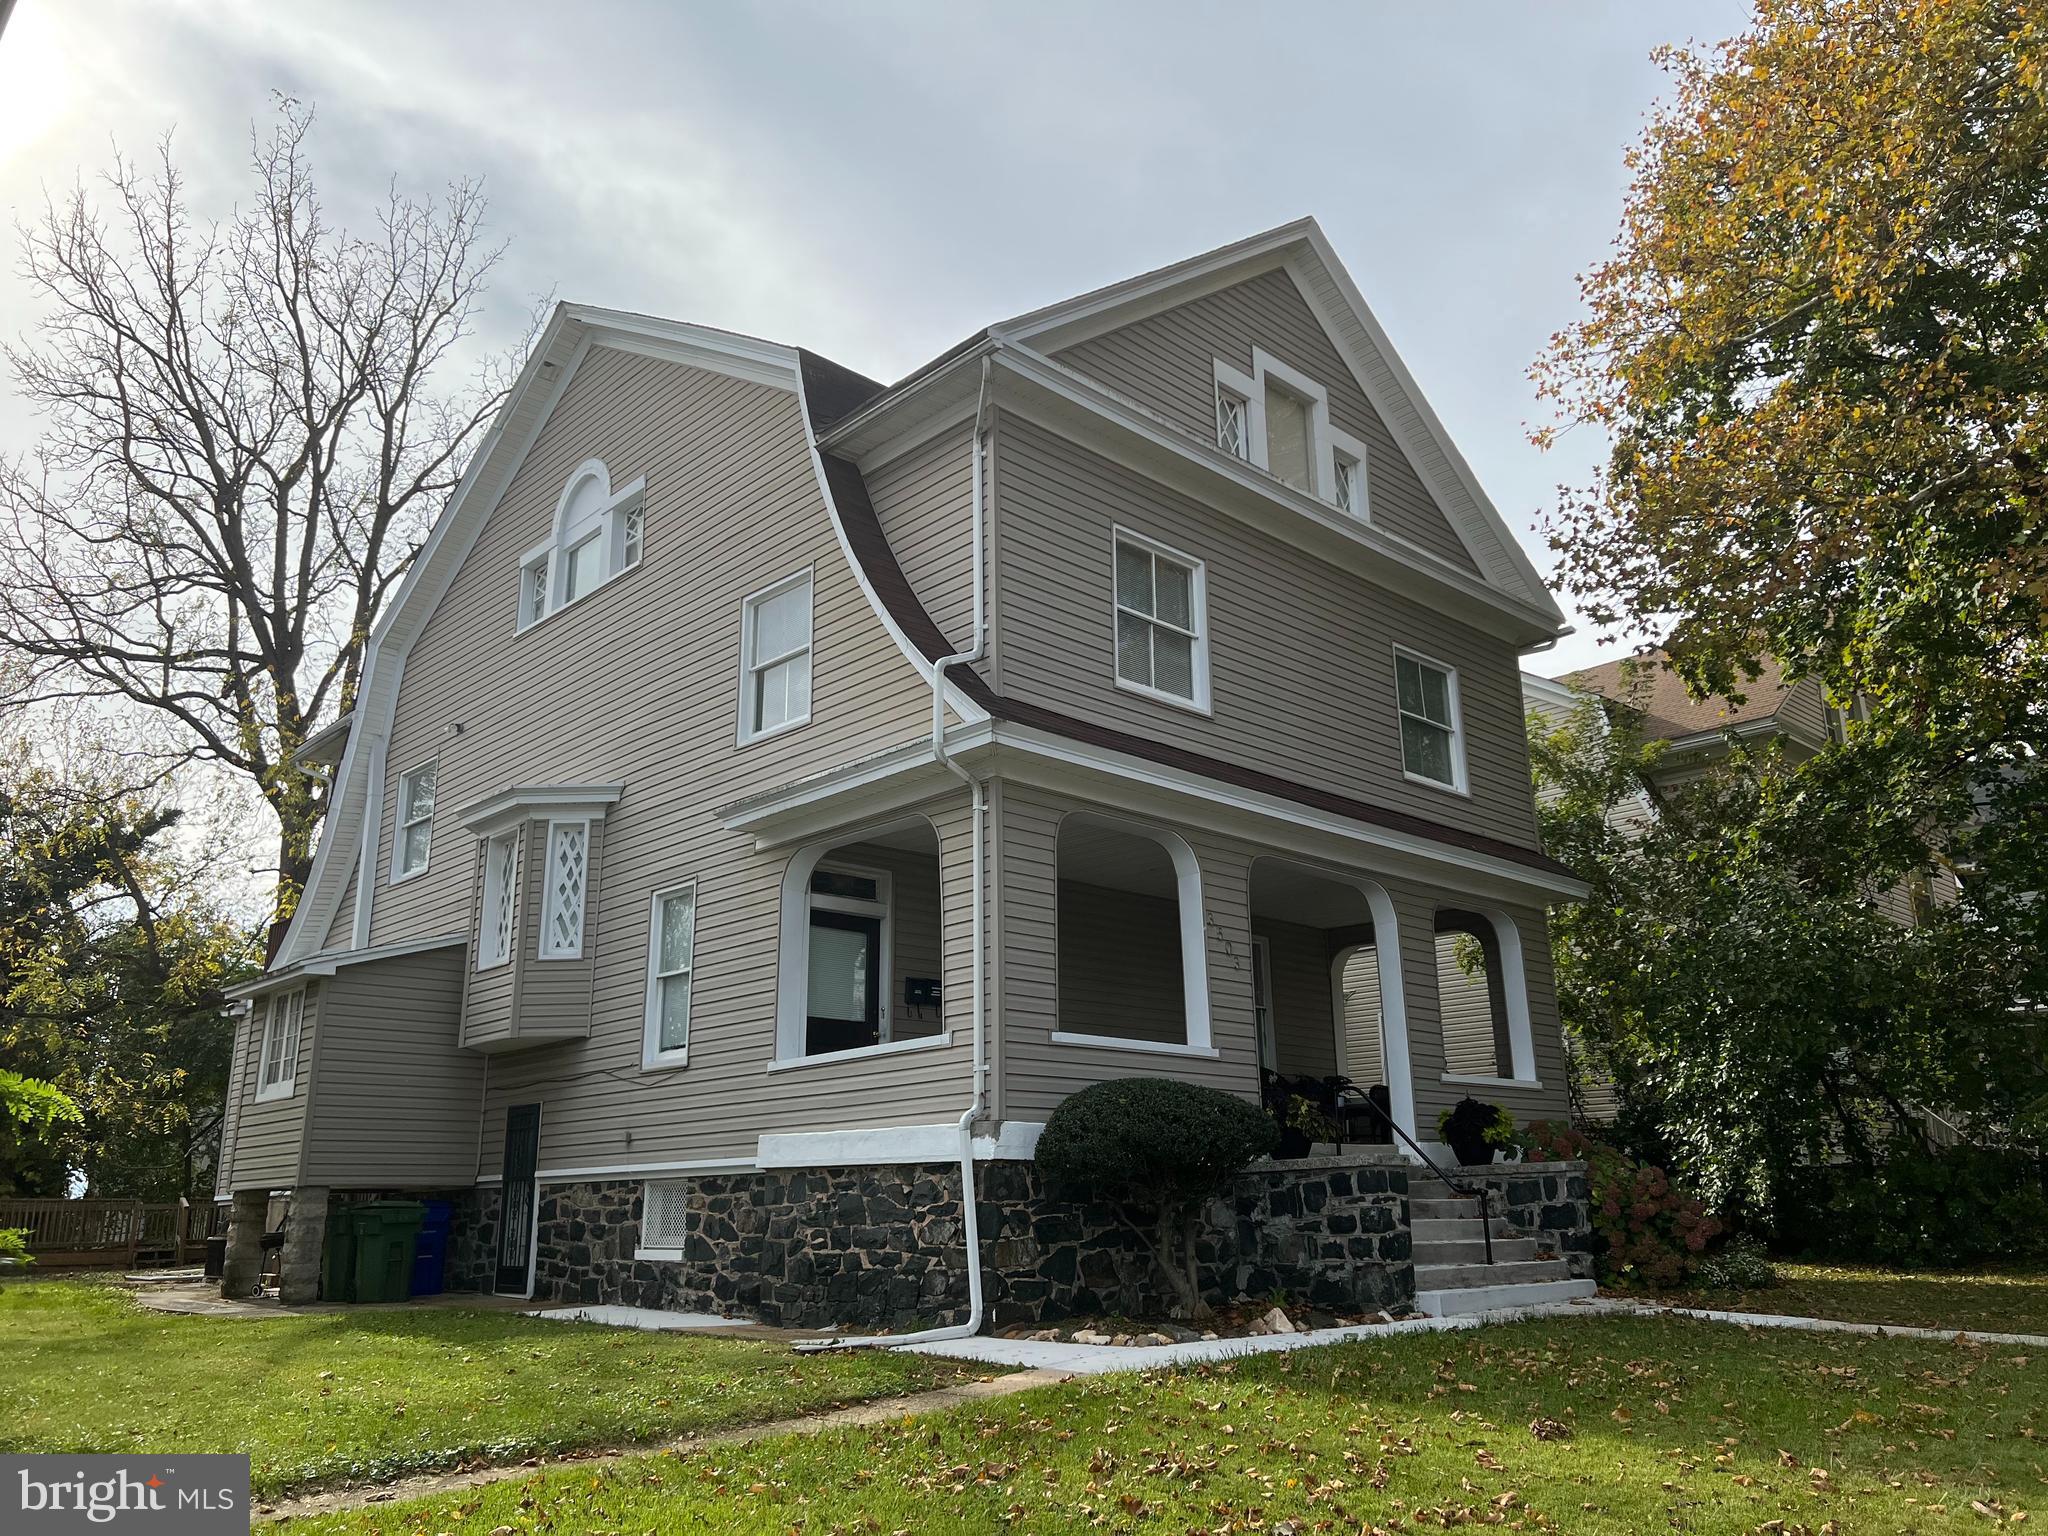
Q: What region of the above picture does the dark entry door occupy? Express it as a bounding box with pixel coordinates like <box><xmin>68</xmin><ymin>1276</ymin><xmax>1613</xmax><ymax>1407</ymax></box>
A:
<box><xmin>805</xmin><ymin>909</ymin><xmax>882</xmax><ymax>1055</ymax></box>
<box><xmin>495</xmin><ymin>1103</ymin><xmax>541</xmax><ymax>1295</ymax></box>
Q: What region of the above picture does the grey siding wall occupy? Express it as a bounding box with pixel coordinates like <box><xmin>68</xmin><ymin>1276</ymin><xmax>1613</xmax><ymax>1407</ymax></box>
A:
<box><xmin>1053</xmin><ymin>267</ymin><xmax>1480</xmax><ymax>573</ymax></box>
<box><xmin>322</xmin><ymin>861</ymin><xmax>359</xmax><ymax>952</ymax></box>
<box><xmin>1337</xmin><ymin>947</ymin><xmax>1386</xmax><ymax>1085</ymax></box>
<box><xmin>993</xmin><ymin>782</ymin><xmax>1570</xmax><ymax>1131</ymax></box>
<box><xmin>1255</xmin><ymin>917</ymin><xmax>1338</xmax><ymax>1078</ymax></box>
<box><xmin>863</xmin><ymin>424</ymin><xmax>977</xmax><ymax>656</ymax></box>
<box><xmin>1436</xmin><ymin>934</ymin><xmax>1500</xmax><ymax>1078</ymax></box>
<box><xmin>1775</xmin><ymin>676</ymin><xmax>1831</xmax><ymax>749</ymax></box>
<box><xmin>224</xmin><ymin>985</ymin><xmax>318</xmax><ymax>1190</ymax></box>
<box><xmin>302</xmin><ymin>947</ymin><xmax>484</xmax><ymax>1187</ymax></box>
<box><xmin>214</xmin><ymin>1012</ymin><xmax>253</xmax><ymax>1199</ymax></box>
<box><xmin>357</xmin><ymin>344</ymin><xmax>963</xmax><ymax>1175</ymax></box>
<box><xmin>991</xmin><ymin>416</ymin><xmax>1543</xmax><ymax>851</ymax></box>
<box><xmin>1057</xmin><ymin>881</ymin><xmax>1185</xmax><ymax>1044</ymax></box>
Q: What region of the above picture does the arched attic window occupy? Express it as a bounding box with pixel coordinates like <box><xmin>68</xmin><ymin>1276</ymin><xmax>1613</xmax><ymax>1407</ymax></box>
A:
<box><xmin>517</xmin><ymin>458</ymin><xmax>646</xmax><ymax>630</ymax></box>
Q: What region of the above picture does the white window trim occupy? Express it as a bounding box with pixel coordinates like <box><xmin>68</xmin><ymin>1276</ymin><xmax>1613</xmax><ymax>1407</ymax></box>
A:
<box><xmin>1111</xmin><ymin>525</ymin><xmax>1212</xmax><ymax>715</ymax></box>
<box><xmin>1393</xmin><ymin>644</ymin><xmax>1470</xmax><ymax>795</ymax></box>
<box><xmin>253</xmin><ymin>989</ymin><xmax>305</xmax><ymax>1103</ymax></box>
<box><xmin>642</xmin><ymin>881</ymin><xmax>697</xmax><ymax>1070</ymax></box>
<box><xmin>1250</xmin><ymin>933</ymin><xmax>1276</xmax><ymax>1074</ymax></box>
<box><xmin>476</xmin><ymin>830</ymin><xmax>520</xmax><ymax>973</ymax></box>
<box><xmin>391</xmin><ymin>757</ymin><xmax>438</xmax><ymax>884</ymax></box>
<box><xmin>516</xmin><ymin>459</ymin><xmax>647</xmax><ymax>633</ymax></box>
<box><xmin>1048</xmin><ymin>1031</ymin><xmax>1223</xmax><ymax>1060</ymax></box>
<box><xmin>737</xmin><ymin>567</ymin><xmax>815</xmax><ymax>746</ymax></box>
<box><xmin>1214</xmin><ymin>349</ymin><xmax>1363</xmax><ymax>511</ymax></box>
<box><xmin>537</xmin><ymin>818</ymin><xmax>591</xmax><ymax>961</ymax></box>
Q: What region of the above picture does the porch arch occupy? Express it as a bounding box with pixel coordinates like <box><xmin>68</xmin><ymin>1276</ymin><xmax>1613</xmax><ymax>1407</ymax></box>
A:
<box><xmin>1052</xmin><ymin>810</ymin><xmax>1212</xmax><ymax>1052</ymax></box>
<box><xmin>1245</xmin><ymin>856</ymin><xmax>1415</xmax><ymax>1142</ymax></box>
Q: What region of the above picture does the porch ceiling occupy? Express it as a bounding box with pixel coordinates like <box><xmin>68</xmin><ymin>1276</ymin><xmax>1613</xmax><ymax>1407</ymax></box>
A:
<box><xmin>1249</xmin><ymin>858</ymin><xmax>1378</xmax><ymax>928</ymax></box>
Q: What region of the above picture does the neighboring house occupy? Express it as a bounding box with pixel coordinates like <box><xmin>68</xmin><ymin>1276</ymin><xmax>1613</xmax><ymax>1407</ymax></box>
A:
<box><xmin>215</xmin><ymin>218</ymin><xmax>1593</xmax><ymax>1325</ymax></box>
<box><xmin>1523</xmin><ymin>651</ymin><xmax>1961</xmax><ymax>1123</ymax></box>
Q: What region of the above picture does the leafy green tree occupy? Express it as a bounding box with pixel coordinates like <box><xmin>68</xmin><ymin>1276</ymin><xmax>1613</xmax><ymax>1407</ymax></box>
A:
<box><xmin>1535</xmin><ymin>0</ymin><xmax>2048</xmax><ymax>960</ymax></box>
<box><xmin>1531</xmin><ymin>699</ymin><xmax>2042</xmax><ymax>1215</ymax></box>
<box><xmin>0</xmin><ymin>749</ymin><xmax>256</xmax><ymax>1198</ymax></box>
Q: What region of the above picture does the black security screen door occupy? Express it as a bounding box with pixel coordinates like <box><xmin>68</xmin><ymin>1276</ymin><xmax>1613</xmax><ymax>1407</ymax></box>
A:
<box><xmin>806</xmin><ymin>909</ymin><xmax>881</xmax><ymax>1055</ymax></box>
<box><xmin>495</xmin><ymin>1103</ymin><xmax>541</xmax><ymax>1295</ymax></box>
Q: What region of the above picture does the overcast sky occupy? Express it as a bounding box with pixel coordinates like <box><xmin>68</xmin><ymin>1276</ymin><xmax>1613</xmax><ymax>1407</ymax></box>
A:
<box><xmin>0</xmin><ymin>0</ymin><xmax>1750</xmax><ymax>674</ymax></box>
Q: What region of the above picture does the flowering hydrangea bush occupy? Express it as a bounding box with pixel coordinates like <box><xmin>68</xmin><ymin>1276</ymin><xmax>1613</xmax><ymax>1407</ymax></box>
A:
<box><xmin>1522</xmin><ymin>1121</ymin><xmax>1719</xmax><ymax>1288</ymax></box>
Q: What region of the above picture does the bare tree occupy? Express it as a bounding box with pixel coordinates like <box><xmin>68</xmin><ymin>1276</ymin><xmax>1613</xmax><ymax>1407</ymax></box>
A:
<box><xmin>2</xmin><ymin>100</ymin><xmax>527</xmax><ymax>952</ymax></box>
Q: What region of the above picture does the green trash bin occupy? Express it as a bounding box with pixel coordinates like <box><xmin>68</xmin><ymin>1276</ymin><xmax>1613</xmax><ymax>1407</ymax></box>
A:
<box><xmin>322</xmin><ymin>1204</ymin><xmax>358</xmax><ymax>1303</ymax></box>
<box><xmin>350</xmin><ymin>1201</ymin><xmax>427</xmax><ymax>1304</ymax></box>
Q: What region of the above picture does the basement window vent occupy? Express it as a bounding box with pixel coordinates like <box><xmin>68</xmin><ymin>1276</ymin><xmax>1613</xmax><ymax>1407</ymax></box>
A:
<box><xmin>639</xmin><ymin>1180</ymin><xmax>689</xmax><ymax>1256</ymax></box>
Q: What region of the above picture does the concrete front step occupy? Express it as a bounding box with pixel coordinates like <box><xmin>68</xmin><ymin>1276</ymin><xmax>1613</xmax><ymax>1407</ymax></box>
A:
<box><xmin>1412</xmin><ymin>1216</ymin><xmax>1518</xmax><ymax>1243</ymax></box>
<box><xmin>1415</xmin><ymin>1276</ymin><xmax>1598</xmax><ymax>1317</ymax></box>
<box><xmin>1411</xmin><ymin>1197</ymin><xmax>1483</xmax><ymax>1221</ymax></box>
<box><xmin>1415</xmin><ymin>1258</ymin><xmax>1576</xmax><ymax>1290</ymax></box>
<box><xmin>1412</xmin><ymin>1236</ymin><xmax>1544</xmax><ymax>1266</ymax></box>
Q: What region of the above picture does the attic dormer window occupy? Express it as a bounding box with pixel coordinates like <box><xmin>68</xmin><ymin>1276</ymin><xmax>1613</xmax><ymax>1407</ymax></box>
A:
<box><xmin>517</xmin><ymin>458</ymin><xmax>645</xmax><ymax>631</ymax></box>
<box><xmin>1213</xmin><ymin>351</ymin><xmax>1372</xmax><ymax>520</ymax></box>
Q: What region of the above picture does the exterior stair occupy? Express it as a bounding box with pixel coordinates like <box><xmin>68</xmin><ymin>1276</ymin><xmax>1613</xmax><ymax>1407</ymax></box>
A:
<box><xmin>1409</xmin><ymin>1193</ymin><xmax>1596</xmax><ymax>1317</ymax></box>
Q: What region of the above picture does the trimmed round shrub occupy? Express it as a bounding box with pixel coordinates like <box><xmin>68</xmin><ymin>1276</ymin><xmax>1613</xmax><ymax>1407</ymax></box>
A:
<box><xmin>1036</xmin><ymin>1077</ymin><xmax>1278</xmax><ymax>1319</ymax></box>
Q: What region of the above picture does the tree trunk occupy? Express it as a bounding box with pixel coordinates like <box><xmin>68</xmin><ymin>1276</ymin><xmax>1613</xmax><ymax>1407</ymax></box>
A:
<box><xmin>1150</xmin><ymin>1203</ymin><xmax>1212</xmax><ymax>1322</ymax></box>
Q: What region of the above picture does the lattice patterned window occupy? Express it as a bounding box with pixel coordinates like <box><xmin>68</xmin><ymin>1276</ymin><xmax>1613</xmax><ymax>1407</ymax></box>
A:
<box><xmin>478</xmin><ymin>832</ymin><xmax>519</xmax><ymax>971</ymax></box>
<box><xmin>1333</xmin><ymin>450</ymin><xmax>1366</xmax><ymax>519</ymax></box>
<box><xmin>1215</xmin><ymin>384</ymin><xmax>1250</xmax><ymax>460</ymax></box>
<box><xmin>523</xmin><ymin>555</ymin><xmax>550</xmax><ymax>629</ymax></box>
<box><xmin>539</xmin><ymin>820</ymin><xmax>589</xmax><ymax>959</ymax></box>
<box><xmin>517</xmin><ymin>460</ymin><xmax>645</xmax><ymax>631</ymax></box>
<box><xmin>622</xmin><ymin>498</ymin><xmax>644</xmax><ymax>569</ymax></box>
<box><xmin>641</xmin><ymin>1180</ymin><xmax>689</xmax><ymax>1253</ymax></box>
<box><xmin>256</xmin><ymin>989</ymin><xmax>304</xmax><ymax>1100</ymax></box>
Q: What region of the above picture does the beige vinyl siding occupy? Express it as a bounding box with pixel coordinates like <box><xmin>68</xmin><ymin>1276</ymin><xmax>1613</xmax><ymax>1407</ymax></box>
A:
<box><xmin>1254</xmin><ymin>916</ymin><xmax>1338</xmax><ymax>1079</ymax></box>
<box><xmin>1775</xmin><ymin>675</ymin><xmax>1832</xmax><ymax>750</ymax></box>
<box><xmin>1337</xmin><ymin>946</ymin><xmax>1387</xmax><ymax>1086</ymax></box>
<box><xmin>214</xmin><ymin>1012</ymin><xmax>254</xmax><ymax>1198</ymax></box>
<box><xmin>863</xmin><ymin>424</ymin><xmax>977</xmax><ymax>656</ymax></box>
<box><xmin>1436</xmin><ymin>933</ymin><xmax>1501</xmax><ymax>1078</ymax></box>
<box><xmin>301</xmin><ymin>947</ymin><xmax>483</xmax><ymax>1187</ymax></box>
<box><xmin>995</xmin><ymin>783</ymin><xmax>1570</xmax><ymax>1128</ymax></box>
<box><xmin>323</xmin><ymin>860</ymin><xmax>360</xmax><ymax>952</ymax></box>
<box><xmin>1057</xmin><ymin>881</ymin><xmax>1185</xmax><ymax>1045</ymax></box>
<box><xmin>1052</xmin><ymin>267</ymin><xmax>1480</xmax><ymax>573</ymax></box>
<box><xmin>356</xmin><ymin>343</ymin><xmax>963</xmax><ymax>1174</ymax></box>
<box><xmin>992</xmin><ymin>415</ymin><xmax>1542</xmax><ymax>850</ymax></box>
<box><xmin>224</xmin><ymin>985</ymin><xmax>318</xmax><ymax>1190</ymax></box>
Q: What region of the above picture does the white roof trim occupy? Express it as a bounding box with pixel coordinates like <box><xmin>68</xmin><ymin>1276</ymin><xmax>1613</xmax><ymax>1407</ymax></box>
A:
<box><xmin>275</xmin><ymin>303</ymin><xmax>967</xmax><ymax>968</ymax></box>
<box><xmin>227</xmin><ymin>933</ymin><xmax>469</xmax><ymax>999</ymax></box>
<box><xmin>457</xmin><ymin>783</ymin><xmax>625</xmax><ymax>835</ymax></box>
<box><xmin>992</xmin><ymin>217</ymin><xmax>1561</xmax><ymax>620</ymax></box>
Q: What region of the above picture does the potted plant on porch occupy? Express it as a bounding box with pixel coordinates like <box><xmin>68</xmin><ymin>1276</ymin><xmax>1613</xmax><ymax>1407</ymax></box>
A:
<box><xmin>1437</xmin><ymin>1097</ymin><xmax>1516</xmax><ymax>1167</ymax></box>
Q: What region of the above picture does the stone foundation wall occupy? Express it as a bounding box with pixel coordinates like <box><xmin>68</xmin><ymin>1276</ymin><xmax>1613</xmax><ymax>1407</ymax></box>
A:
<box><xmin>1459</xmin><ymin>1160</ymin><xmax>1595</xmax><ymax>1279</ymax></box>
<box><xmin>474</xmin><ymin>1151</ymin><xmax>1416</xmax><ymax>1329</ymax></box>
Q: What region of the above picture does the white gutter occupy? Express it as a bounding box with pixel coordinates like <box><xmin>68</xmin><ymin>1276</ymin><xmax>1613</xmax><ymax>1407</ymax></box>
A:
<box><xmin>800</xmin><ymin>357</ymin><xmax>996</xmax><ymax>1353</ymax></box>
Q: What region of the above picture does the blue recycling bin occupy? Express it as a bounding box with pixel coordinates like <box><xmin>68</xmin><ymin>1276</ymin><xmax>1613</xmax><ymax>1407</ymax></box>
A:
<box><xmin>409</xmin><ymin>1199</ymin><xmax>453</xmax><ymax>1297</ymax></box>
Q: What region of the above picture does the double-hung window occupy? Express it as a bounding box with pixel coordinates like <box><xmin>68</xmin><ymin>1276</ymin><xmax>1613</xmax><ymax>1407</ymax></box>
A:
<box><xmin>394</xmin><ymin>760</ymin><xmax>437</xmax><ymax>880</ymax></box>
<box><xmin>1113</xmin><ymin>531</ymin><xmax>1208</xmax><ymax>711</ymax></box>
<box><xmin>739</xmin><ymin>570</ymin><xmax>813</xmax><ymax>743</ymax></box>
<box><xmin>1395</xmin><ymin>649</ymin><xmax>1466</xmax><ymax>791</ymax></box>
<box><xmin>642</xmin><ymin>884</ymin><xmax>696</xmax><ymax>1066</ymax></box>
<box><xmin>539</xmin><ymin>820</ymin><xmax>589</xmax><ymax>960</ymax></box>
<box><xmin>255</xmin><ymin>989</ymin><xmax>305</xmax><ymax>1101</ymax></box>
<box><xmin>477</xmin><ymin>832</ymin><xmax>520</xmax><ymax>971</ymax></box>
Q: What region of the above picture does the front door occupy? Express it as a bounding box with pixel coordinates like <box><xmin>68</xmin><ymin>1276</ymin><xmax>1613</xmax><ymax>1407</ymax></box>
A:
<box><xmin>805</xmin><ymin>909</ymin><xmax>882</xmax><ymax>1055</ymax></box>
<box><xmin>494</xmin><ymin>1103</ymin><xmax>541</xmax><ymax>1296</ymax></box>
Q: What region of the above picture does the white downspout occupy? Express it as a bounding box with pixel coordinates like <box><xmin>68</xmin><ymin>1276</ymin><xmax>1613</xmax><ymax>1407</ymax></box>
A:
<box><xmin>798</xmin><ymin>355</ymin><xmax>994</xmax><ymax>1353</ymax></box>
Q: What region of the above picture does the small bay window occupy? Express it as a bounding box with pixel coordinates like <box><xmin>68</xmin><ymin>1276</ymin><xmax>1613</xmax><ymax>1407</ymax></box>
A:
<box><xmin>255</xmin><ymin>988</ymin><xmax>305</xmax><ymax>1101</ymax></box>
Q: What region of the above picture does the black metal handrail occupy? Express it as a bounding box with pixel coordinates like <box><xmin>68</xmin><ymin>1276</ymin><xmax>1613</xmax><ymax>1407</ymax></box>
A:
<box><xmin>1339</xmin><ymin>1085</ymin><xmax>1494</xmax><ymax>1268</ymax></box>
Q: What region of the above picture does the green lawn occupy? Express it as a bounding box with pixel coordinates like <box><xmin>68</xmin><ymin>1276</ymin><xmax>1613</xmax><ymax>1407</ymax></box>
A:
<box><xmin>298</xmin><ymin>1313</ymin><xmax>2043</xmax><ymax>1535</ymax></box>
<box><xmin>1652</xmin><ymin>1261</ymin><xmax>2048</xmax><ymax>1337</ymax></box>
<box><xmin>0</xmin><ymin>1280</ymin><xmax>980</xmax><ymax>1500</ymax></box>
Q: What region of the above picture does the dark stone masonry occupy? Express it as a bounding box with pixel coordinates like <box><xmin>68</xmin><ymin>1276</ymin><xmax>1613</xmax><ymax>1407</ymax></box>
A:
<box><xmin>1458</xmin><ymin>1160</ymin><xmax>1597</xmax><ymax>1279</ymax></box>
<box><xmin>446</xmin><ymin>1148</ymin><xmax>1446</xmax><ymax>1328</ymax></box>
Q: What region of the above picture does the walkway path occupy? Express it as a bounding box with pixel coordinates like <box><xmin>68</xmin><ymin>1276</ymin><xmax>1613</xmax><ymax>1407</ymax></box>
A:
<box><xmin>258</xmin><ymin>1368</ymin><xmax>1070</xmax><ymax>1523</ymax></box>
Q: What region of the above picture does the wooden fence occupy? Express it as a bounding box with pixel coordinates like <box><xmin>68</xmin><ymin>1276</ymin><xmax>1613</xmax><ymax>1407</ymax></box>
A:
<box><xmin>0</xmin><ymin>1197</ymin><xmax>228</xmax><ymax>1268</ymax></box>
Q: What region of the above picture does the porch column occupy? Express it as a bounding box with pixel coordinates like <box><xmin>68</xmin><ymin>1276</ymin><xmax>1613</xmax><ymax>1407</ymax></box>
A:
<box><xmin>219</xmin><ymin>1189</ymin><xmax>268</xmax><ymax>1299</ymax></box>
<box><xmin>278</xmin><ymin>1186</ymin><xmax>330</xmax><ymax>1305</ymax></box>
